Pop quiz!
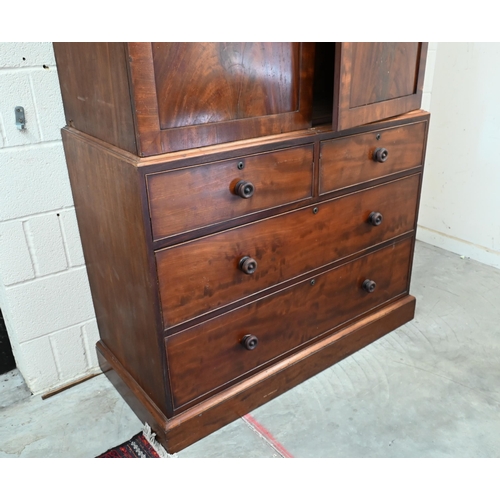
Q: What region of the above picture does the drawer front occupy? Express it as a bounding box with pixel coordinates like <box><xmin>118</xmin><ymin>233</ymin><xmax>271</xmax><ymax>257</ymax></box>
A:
<box><xmin>319</xmin><ymin>121</ymin><xmax>426</xmax><ymax>195</ymax></box>
<box><xmin>156</xmin><ymin>174</ymin><xmax>420</xmax><ymax>327</ymax></box>
<box><xmin>166</xmin><ymin>238</ymin><xmax>413</xmax><ymax>408</ymax></box>
<box><xmin>147</xmin><ymin>145</ymin><xmax>314</xmax><ymax>240</ymax></box>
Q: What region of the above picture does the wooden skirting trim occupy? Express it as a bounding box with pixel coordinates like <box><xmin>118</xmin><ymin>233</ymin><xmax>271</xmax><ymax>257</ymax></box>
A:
<box><xmin>41</xmin><ymin>371</ymin><xmax>101</xmax><ymax>400</ymax></box>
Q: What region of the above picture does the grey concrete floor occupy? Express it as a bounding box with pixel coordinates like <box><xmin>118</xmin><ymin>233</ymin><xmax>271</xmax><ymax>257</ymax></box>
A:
<box><xmin>1</xmin><ymin>240</ymin><xmax>499</xmax><ymax>457</ymax></box>
<box><xmin>0</xmin><ymin>369</ymin><xmax>31</xmax><ymax>410</ymax></box>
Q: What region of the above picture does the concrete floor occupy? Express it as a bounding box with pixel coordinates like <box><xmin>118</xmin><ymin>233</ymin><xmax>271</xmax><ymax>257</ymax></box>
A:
<box><xmin>1</xmin><ymin>240</ymin><xmax>499</xmax><ymax>458</ymax></box>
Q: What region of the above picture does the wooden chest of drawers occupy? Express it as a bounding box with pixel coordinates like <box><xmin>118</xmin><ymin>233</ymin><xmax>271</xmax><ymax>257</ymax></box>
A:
<box><xmin>55</xmin><ymin>43</ymin><xmax>429</xmax><ymax>453</ymax></box>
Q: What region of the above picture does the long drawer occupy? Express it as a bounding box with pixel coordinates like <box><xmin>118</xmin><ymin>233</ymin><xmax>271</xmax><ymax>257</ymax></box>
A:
<box><xmin>147</xmin><ymin>145</ymin><xmax>314</xmax><ymax>240</ymax></box>
<box><xmin>166</xmin><ymin>237</ymin><xmax>413</xmax><ymax>409</ymax></box>
<box><xmin>156</xmin><ymin>174</ymin><xmax>420</xmax><ymax>328</ymax></box>
<box><xmin>319</xmin><ymin>121</ymin><xmax>426</xmax><ymax>195</ymax></box>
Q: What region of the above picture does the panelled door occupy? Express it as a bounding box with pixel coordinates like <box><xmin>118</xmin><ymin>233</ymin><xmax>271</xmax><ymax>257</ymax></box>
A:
<box><xmin>333</xmin><ymin>43</ymin><xmax>428</xmax><ymax>131</ymax></box>
<box><xmin>127</xmin><ymin>43</ymin><xmax>315</xmax><ymax>155</ymax></box>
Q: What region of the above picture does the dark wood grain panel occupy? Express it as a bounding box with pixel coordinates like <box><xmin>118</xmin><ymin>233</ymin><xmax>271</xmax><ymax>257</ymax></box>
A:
<box><xmin>167</xmin><ymin>238</ymin><xmax>413</xmax><ymax>408</ymax></box>
<box><xmin>61</xmin><ymin>128</ymin><xmax>169</xmax><ymax>415</ymax></box>
<box><xmin>156</xmin><ymin>174</ymin><xmax>420</xmax><ymax>327</ymax></box>
<box><xmin>53</xmin><ymin>43</ymin><xmax>137</xmax><ymax>154</ymax></box>
<box><xmin>153</xmin><ymin>43</ymin><xmax>301</xmax><ymax>128</ymax></box>
<box><xmin>349</xmin><ymin>43</ymin><xmax>420</xmax><ymax>108</ymax></box>
<box><xmin>147</xmin><ymin>145</ymin><xmax>313</xmax><ymax>240</ymax></box>
<box><xmin>320</xmin><ymin>121</ymin><xmax>426</xmax><ymax>194</ymax></box>
<box><xmin>126</xmin><ymin>43</ymin><xmax>163</xmax><ymax>156</ymax></box>
<box><xmin>127</xmin><ymin>43</ymin><xmax>315</xmax><ymax>155</ymax></box>
<box><xmin>333</xmin><ymin>43</ymin><xmax>428</xmax><ymax>131</ymax></box>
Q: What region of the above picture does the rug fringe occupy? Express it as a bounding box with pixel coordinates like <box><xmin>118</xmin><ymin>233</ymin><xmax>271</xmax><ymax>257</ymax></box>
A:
<box><xmin>142</xmin><ymin>423</ymin><xmax>177</xmax><ymax>458</ymax></box>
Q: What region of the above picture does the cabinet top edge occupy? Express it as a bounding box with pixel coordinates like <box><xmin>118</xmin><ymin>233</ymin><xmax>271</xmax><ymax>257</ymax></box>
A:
<box><xmin>61</xmin><ymin>110</ymin><xmax>430</xmax><ymax>170</ymax></box>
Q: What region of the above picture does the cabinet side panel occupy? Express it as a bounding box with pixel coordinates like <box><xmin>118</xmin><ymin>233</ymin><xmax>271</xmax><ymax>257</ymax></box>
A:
<box><xmin>61</xmin><ymin>129</ymin><xmax>169</xmax><ymax>415</ymax></box>
<box><xmin>53</xmin><ymin>43</ymin><xmax>137</xmax><ymax>154</ymax></box>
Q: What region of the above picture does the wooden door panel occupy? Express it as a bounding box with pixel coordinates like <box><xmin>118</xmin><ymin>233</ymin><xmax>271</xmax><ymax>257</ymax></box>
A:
<box><xmin>127</xmin><ymin>43</ymin><xmax>315</xmax><ymax>155</ymax></box>
<box><xmin>349</xmin><ymin>43</ymin><xmax>420</xmax><ymax>107</ymax></box>
<box><xmin>152</xmin><ymin>43</ymin><xmax>300</xmax><ymax>129</ymax></box>
<box><xmin>334</xmin><ymin>43</ymin><xmax>428</xmax><ymax>131</ymax></box>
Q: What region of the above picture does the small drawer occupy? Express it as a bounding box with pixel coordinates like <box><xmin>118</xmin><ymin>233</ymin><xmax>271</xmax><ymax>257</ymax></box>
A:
<box><xmin>166</xmin><ymin>238</ymin><xmax>413</xmax><ymax>408</ymax></box>
<box><xmin>147</xmin><ymin>145</ymin><xmax>314</xmax><ymax>241</ymax></box>
<box><xmin>156</xmin><ymin>174</ymin><xmax>420</xmax><ymax>328</ymax></box>
<box><xmin>319</xmin><ymin>121</ymin><xmax>426</xmax><ymax>195</ymax></box>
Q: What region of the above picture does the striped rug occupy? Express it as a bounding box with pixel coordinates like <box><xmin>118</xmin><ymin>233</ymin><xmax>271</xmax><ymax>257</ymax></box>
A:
<box><xmin>97</xmin><ymin>433</ymin><xmax>160</xmax><ymax>458</ymax></box>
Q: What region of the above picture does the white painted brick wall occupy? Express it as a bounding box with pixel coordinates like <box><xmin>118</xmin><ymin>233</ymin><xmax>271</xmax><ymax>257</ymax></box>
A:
<box><xmin>5</xmin><ymin>269</ymin><xmax>95</xmax><ymax>343</ymax></box>
<box><xmin>0</xmin><ymin>144</ymin><xmax>73</xmax><ymax>220</ymax></box>
<box><xmin>0</xmin><ymin>220</ymin><xmax>35</xmax><ymax>285</ymax></box>
<box><xmin>50</xmin><ymin>324</ymin><xmax>89</xmax><ymax>380</ymax></box>
<box><xmin>0</xmin><ymin>42</ymin><xmax>100</xmax><ymax>395</ymax></box>
<box><xmin>59</xmin><ymin>209</ymin><xmax>85</xmax><ymax>267</ymax></box>
<box><xmin>23</xmin><ymin>213</ymin><xmax>68</xmax><ymax>276</ymax></box>
<box><xmin>82</xmin><ymin>320</ymin><xmax>101</xmax><ymax>368</ymax></box>
<box><xmin>0</xmin><ymin>71</ymin><xmax>41</xmax><ymax>146</ymax></box>
<box><xmin>18</xmin><ymin>336</ymin><xmax>60</xmax><ymax>391</ymax></box>
<box><xmin>0</xmin><ymin>43</ymin><xmax>56</xmax><ymax>69</ymax></box>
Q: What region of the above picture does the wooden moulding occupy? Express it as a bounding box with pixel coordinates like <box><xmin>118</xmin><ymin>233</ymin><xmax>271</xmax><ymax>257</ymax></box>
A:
<box><xmin>97</xmin><ymin>294</ymin><xmax>416</xmax><ymax>454</ymax></box>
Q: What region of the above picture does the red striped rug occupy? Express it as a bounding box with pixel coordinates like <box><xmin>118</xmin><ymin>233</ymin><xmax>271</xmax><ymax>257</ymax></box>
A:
<box><xmin>97</xmin><ymin>433</ymin><xmax>160</xmax><ymax>458</ymax></box>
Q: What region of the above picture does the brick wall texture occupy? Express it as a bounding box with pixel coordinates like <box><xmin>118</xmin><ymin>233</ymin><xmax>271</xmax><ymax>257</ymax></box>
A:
<box><xmin>0</xmin><ymin>42</ymin><xmax>100</xmax><ymax>394</ymax></box>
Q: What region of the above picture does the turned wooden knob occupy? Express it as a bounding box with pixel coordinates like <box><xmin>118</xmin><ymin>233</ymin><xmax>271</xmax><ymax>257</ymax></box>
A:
<box><xmin>373</xmin><ymin>147</ymin><xmax>389</xmax><ymax>163</ymax></box>
<box><xmin>235</xmin><ymin>180</ymin><xmax>255</xmax><ymax>199</ymax></box>
<box><xmin>362</xmin><ymin>279</ymin><xmax>377</xmax><ymax>293</ymax></box>
<box><xmin>368</xmin><ymin>211</ymin><xmax>383</xmax><ymax>226</ymax></box>
<box><xmin>239</xmin><ymin>256</ymin><xmax>258</xmax><ymax>275</ymax></box>
<box><xmin>241</xmin><ymin>334</ymin><xmax>258</xmax><ymax>350</ymax></box>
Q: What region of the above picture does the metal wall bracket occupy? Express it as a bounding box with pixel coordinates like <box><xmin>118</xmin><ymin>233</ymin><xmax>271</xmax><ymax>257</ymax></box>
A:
<box><xmin>15</xmin><ymin>106</ymin><xmax>26</xmax><ymax>130</ymax></box>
